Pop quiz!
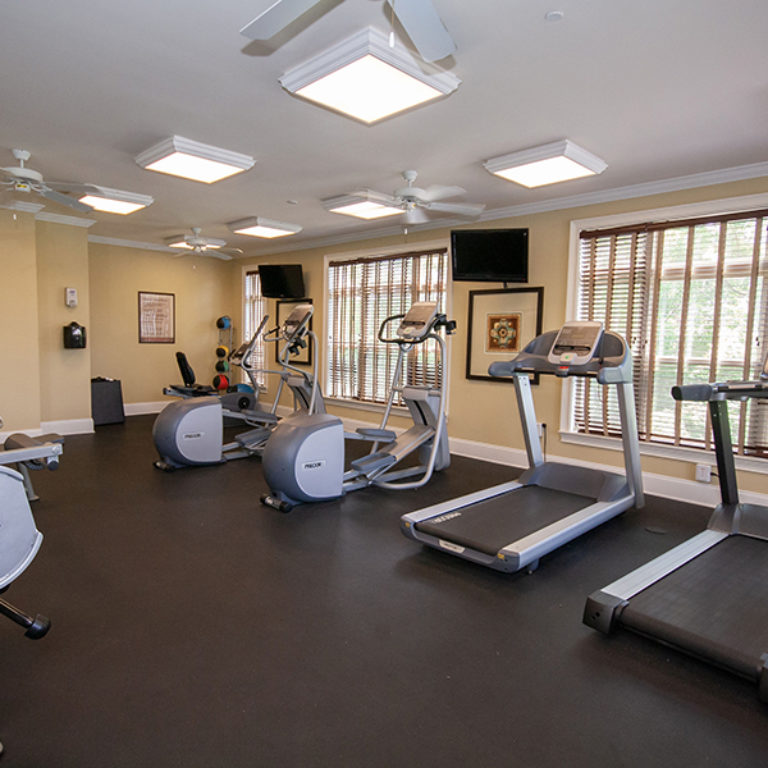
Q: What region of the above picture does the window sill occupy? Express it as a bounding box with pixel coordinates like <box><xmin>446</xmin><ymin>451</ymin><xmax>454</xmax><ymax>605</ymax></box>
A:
<box><xmin>559</xmin><ymin>430</ymin><xmax>768</xmax><ymax>475</ymax></box>
<box><xmin>323</xmin><ymin>396</ymin><xmax>410</xmax><ymax>418</ymax></box>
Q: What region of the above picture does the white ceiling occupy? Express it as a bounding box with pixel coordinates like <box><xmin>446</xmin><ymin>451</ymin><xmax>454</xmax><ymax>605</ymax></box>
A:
<box><xmin>2</xmin><ymin>0</ymin><xmax>767</xmax><ymax>258</ymax></box>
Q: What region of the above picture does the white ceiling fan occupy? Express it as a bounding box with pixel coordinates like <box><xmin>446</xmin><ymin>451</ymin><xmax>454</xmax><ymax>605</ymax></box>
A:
<box><xmin>0</xmin><ymin>148</ymin><xmax>94</xmax><ymax>213</ymax></box>
<box><xmin>165</xmin><ymin>228</ymin><xmax>244</xmax><ymax>261</ymax></box>
<box><xmin>356</xmin><ymin>170</ymin><xmax>485</xmax><ymax>224</ymax></box>
<box><xmin>241</xmin><ymin>0</ymin><xmax>456</xmax><ymax>62</ymax></box>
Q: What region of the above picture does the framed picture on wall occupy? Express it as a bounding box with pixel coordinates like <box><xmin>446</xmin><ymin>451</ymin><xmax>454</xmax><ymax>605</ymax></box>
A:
<box><xmin>466</xmin><ymin>287</ymin><xmax>543</xmax><ymax>383</ymax></box>
<box><xmin>276</xmin><ymin>299</ymin><xmax>312</xmax><ymax>366</ymax></box>
<box><xmin>138</xmin><ymin>291</ymin><xmax>175</xmax><ymax>344</ymax></box>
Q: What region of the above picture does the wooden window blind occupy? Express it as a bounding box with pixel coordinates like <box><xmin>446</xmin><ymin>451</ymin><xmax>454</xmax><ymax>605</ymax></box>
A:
<box><xmin>577</xmin><ymin>210</ymin><xmax>768</xmax><ymax>458</ymax></box>
<box><xmin>326</xmin><ymin>248</ymin><xmax>448</xmax><ymax>404</ymax></box>
<box><xmin>244</xmin><ymin>270</ymin><xmax>267</xmax><ymax>388</ymax></box>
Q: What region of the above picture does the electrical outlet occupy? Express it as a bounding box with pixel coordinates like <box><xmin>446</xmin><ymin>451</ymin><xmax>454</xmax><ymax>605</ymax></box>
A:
<box><xmin>695</xmin><ymin>463</ymin><xmax>712</xmax><ymax>483</ymax></box>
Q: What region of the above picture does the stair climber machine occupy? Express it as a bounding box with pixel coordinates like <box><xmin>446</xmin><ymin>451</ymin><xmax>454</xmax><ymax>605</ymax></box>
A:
<box><xmin>153</xmin><ymin>304</ymin><xmax>321</xmax><ymax>470</ymax></box>
<box><xmin>260</xmin><ymin>301</ymin><xmax>456</xmax><ymax>512</ymax></box>
<box><xmin>584</xmin><ymin>354</ymin><xmax>768</xmax><ymax>702</ymax></box>
<box><xmin>401</xmin><ymin>321</ymin><xmax>644</xmax><ymax>573</ymax></box>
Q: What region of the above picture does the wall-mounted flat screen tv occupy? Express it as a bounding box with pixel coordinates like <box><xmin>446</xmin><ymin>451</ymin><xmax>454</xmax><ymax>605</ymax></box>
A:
<box><xmin>258</xmin><ymin>264</ymin><xmax>306</xmax><ymax>299</ymax></box>
<box><xmin>451</xmin><ymin>228</ymin><xmax>528</xmax><ymax>283</ymax></box>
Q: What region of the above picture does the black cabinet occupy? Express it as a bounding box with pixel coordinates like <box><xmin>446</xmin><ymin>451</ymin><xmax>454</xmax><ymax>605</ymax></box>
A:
<box><xmin>91</xmin><ymin>378</ymin><xmax>125</xmax><ymax>426</ymax></box>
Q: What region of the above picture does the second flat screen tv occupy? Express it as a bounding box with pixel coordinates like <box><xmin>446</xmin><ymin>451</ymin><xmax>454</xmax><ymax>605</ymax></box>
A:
<box><xmin>451</xmin><ymin>229</ymin><xmax>528</xmax><ymax>283</ymax></box>
<box><xmin>258</xmin><ymin>264</ymin><xmax>306</xmax><ymax>299</ymax></box>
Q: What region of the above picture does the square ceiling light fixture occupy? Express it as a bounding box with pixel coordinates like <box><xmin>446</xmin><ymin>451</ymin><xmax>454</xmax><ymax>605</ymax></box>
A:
<box><xmin>229</xmin><ymin>217</ymin><xmax>302</xmax><ymax>239</ymax></box>
<box><xmin>322</xmin><ymin>191</ymin><xmax>403</xmax><ymax>220</ymax></box>
<box><xmin>483</xmin><ymin>139</ymin><xmax>607</xmax><ymax>188</ymax></box>
<box><xmin>77</xmin><ymin>186</ymin><xmax>154</xmax><ymax>215</ymax></box>
<box><xmin>279</xmin><ymin>27</ymin><xmax>461</xmax><ymax>124</ymax></box>
<box><xmin>135</xmin><ymin>136</ymin><xmax>255</xmax><ymax>183</ymax></box>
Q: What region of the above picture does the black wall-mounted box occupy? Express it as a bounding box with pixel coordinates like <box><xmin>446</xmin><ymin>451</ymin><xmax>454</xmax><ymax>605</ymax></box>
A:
<box><xmin>63</xmin><ymin>322</ymin><xmax>87</xmax><ymax>349</ymax></box>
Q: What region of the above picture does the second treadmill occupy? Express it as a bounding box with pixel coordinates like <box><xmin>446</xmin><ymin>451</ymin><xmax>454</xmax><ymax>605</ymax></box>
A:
<box><xmin>401</xmin><ymin>321</ymin><xmax>645</xmax><ymax>573</ymax></box>
<box><xmin>584</xmin><ymin>359</ymin><xmax>768</xmax><ymax>702</ymax></box>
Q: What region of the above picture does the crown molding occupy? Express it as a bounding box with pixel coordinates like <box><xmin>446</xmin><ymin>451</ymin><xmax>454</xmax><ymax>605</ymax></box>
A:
<box><xmin>83</xmin><ymin>161</ymin><xmax>768</xmax><ymax>258</ymax></box>
<box><xmin>35</xmin><ymin>211</ymin><xmax>96</xmax><ymax>228</ymax></box>
<box><xmin>88</xmin><ymin>235</ymin><xmax>175</xmax><ymax>252</ymax></box>
<box><xmin>253</xmin><ymin>160</ymin><xmax>768</xmax><ymax>256</ymax></box>
<box><xmin>0</xmin><ymin>200</ymin><xmax>46</xmax><ymax>214</ymax></box>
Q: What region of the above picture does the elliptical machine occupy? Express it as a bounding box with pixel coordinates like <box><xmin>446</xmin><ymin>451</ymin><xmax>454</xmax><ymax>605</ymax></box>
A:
<box><xmin>261</xmin><ymin>301</ymin><xmax>455</xmax><ymax>512</ymax></box>
<box><xmin>152</xmin><ymin>304</ymin><xmax>321</xmax><ymax>470</ymax></box>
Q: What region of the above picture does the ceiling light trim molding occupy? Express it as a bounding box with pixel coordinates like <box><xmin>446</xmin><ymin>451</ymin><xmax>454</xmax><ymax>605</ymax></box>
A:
<box><xmin>280</xmin><ymin>27</ymin><xmax>460</xmax><ymax>94</ymax></box>
<box><xmin>78</xmin><ymin>186</ymin><xmax>154</xmax><ymax>214</ymax></box>
<box><xmin>484</xmin><ymin>139</ymin><xmax>608</xmax><ymax>186</ymax></box>
<box><xmin>228</xmin><ymin>216</ymin><xmax>303</xmax><ymax>238</ymax></box>
<box><xmin>135</xmin><ymin>136</ymin><xmax>255</xmax><ymax>182</ymax></box>
<box><xmin>279</xmin><ymin>26</ymin><xmax>460</xmax><ymax>123</ymax></box>
<box><xmin>322</xmin><ymin>191</ymin><xmax>404</xmax><ymax>219</ymax></box>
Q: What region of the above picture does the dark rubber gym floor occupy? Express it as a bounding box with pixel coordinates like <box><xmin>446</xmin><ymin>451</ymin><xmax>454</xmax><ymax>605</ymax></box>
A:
<box><xmin>2</xmin><ymin>415</ymin><xmax>767</xmax><ymax>767</ymax></box>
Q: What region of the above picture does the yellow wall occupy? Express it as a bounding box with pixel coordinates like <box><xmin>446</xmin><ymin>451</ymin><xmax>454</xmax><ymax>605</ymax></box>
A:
<box><xmin>35</xmin><ymin>220</ymin><xmax>92</xmax><ymax>422</ymax></box>
<box><xmin>88</xmin><ymin>243</ymin><xmax>239</xmax><ymax>404</ymax></box>
<box><xmin>0</xmin><ymin>210</ymin><xmax>42</xmax><ymax>430</ymax></box>
<box><xmin>242</xmin><ymin>176</ymin><xmax>768</xmax><ymax>494</ymax></box>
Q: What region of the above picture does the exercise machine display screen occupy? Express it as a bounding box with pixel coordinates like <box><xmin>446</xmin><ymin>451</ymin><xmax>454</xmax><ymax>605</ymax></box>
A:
<box><xmin>397</xmin><ymin>303</ymin><xmax>438</xmax><ymax>340</ymax></box>
<box><xmin>548</xmin><ymin>321</ymin><xmax>604</xmax><ymax>367</ymax></box>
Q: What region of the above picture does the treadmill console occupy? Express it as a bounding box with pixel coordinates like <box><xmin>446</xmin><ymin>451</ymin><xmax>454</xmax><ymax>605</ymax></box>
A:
<box><xmin>547</xmin><ymin>321</ymin><xmax>604</xmax><ymax>368</ymax></box>
<box><xmin>397</xmin><ymin>302</ymin><xmax>438</xmax><ymax>341</ymax></box>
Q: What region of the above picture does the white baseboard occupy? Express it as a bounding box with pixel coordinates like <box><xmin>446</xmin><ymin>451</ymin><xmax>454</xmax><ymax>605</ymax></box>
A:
<box><xmin>41</xmin><ymin>417</ymin><xmax>95</xmax><ymax>435</ymax></box>
<box><xmin>0</xmin><ymin>417</ymin><xmax>95</xmax><ymax>439</ymax></box>
<box><xmin>125</xmin><ymin>401</ymin><xmax>168</xmax><ymax>416</ymax></box>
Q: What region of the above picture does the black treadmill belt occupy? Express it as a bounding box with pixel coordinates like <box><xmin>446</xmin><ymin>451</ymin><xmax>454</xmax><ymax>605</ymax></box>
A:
<box><xmin>621</xmin><ymin>535</ymin><xmax>768</xmax><ymax>679</ymax></box>
<box><xmin>414</xmin><ymin>485</ymin><xmax>595</xmax><ymax>556</ymax></box>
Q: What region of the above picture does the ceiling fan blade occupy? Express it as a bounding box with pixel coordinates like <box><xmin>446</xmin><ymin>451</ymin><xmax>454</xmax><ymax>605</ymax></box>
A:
<box><xmin>219</xmin><ymin>247</ymin><xmax>244</xmax><ymax>258</ymax></box>
<box><xmin>240</xmin><ymin>0</ymin><xmax>321</xmax><ymax>40</ymax></box>
<box><xmin>421</xmin><ymin>184</ymin><xmax>465</xmax><ymax>202</ymax></box>
<box><xmin>385</xmin><ymin>0</ymin><xmax>456</xmax><ymax>62</ymax></box>
<box><xmin>40</xmin><ymin>187</ymin><xmax>93</xmax><ymax>213</ymax></box>
<box><xmin>45</xmin><ymin>181</ymin><xmax>101</xmax><ymax>195</ymax></box>
<box><xmin>425</xmin><ymin>200</ymin><xmax>485</xmax><ymax>217</ymax></box>
<box><xmin>206</xmin><ymin>249</ymin><xmax>235</xmax><ymax>261</ymax></box>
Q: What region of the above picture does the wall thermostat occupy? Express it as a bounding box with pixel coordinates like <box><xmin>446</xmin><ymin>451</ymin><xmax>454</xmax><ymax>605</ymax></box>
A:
<box><xmin>65</xmin><ymin>287</ymin><xmax>78</xmax><ymax>308</ymax></box>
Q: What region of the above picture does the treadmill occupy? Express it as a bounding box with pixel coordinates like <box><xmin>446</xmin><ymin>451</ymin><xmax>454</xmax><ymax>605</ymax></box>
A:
<box><xmin>584</xmin><ymin>357</ymin><xmax>768</xmax><ymax>702</ymax></box>
<box><xmin>401</xmin><ymin>321</ymin><xmax>644</xmax><ymax>573</ymax></box>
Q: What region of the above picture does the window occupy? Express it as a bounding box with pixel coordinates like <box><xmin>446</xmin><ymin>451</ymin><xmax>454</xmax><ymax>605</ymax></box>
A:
<box><xmin>571</xmin><ymin>205</ymin><xmax>768</xmax><ymax>459</ymax></box>
<box><xmin>326</xmin><ymin>247</ymin><xmax>449</xmax><ymax>405</ymax></box>
<box><xmin>243</xmin><ymin>270</ymin><xmax>268</xmax><ymax>389</ymax></box>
